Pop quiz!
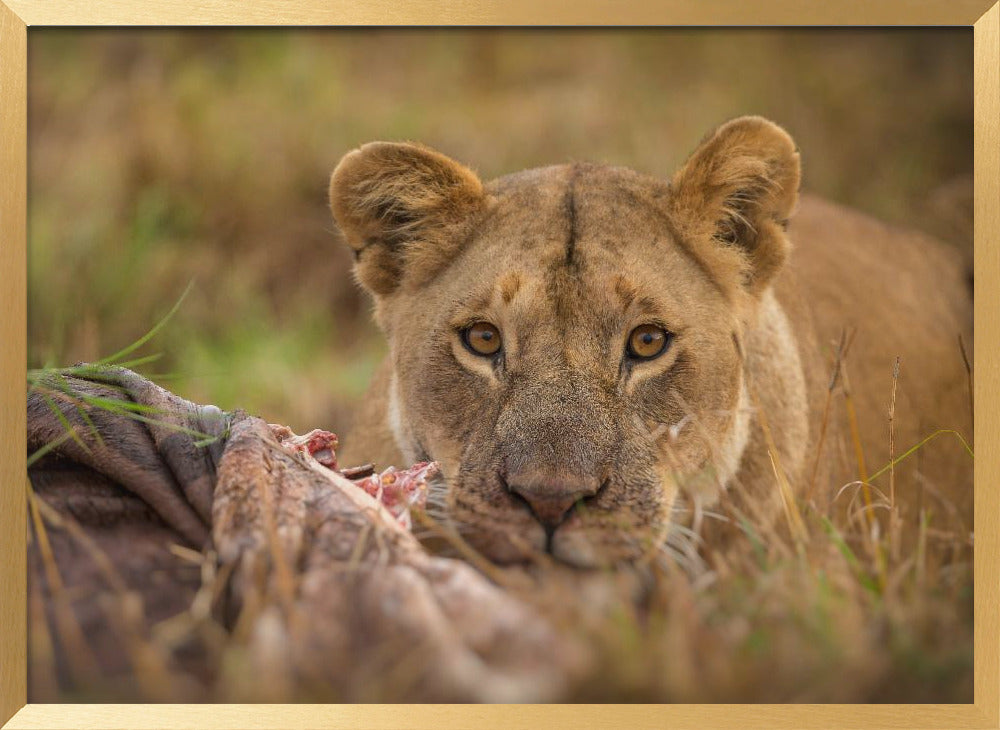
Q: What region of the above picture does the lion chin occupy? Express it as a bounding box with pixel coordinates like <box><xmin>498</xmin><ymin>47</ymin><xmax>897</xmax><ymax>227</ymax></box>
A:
<box><xmin>457</xmin><ymin>516</ymin><xmax>653</xmax><ymax>570</ymax></box>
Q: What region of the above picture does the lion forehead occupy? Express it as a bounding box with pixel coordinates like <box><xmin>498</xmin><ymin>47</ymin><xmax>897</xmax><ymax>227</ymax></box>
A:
<box><xmin>441</xmin><ymin>165</ymin><xmax>720</xmax><ymax>326</ymax></box>
<box><xmin>480</xmin><ymin>162</ymin><xmax>675</xmax><ymax>253</ymax></box>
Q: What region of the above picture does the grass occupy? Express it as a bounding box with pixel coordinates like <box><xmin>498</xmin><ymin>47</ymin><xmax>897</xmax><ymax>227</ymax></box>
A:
<box><xmin>607</xmin><ymin>328</ymin><xmax>973</xmax><ymax>701</ymax></box>
<box><xmin>26</xmin><ymin>317</ymin><xmax>975</xmax><ymax>702</ymax></box>
<box><xmin>27</xmin><ymin>287</ymin><xmax>228</xmax><ymax>468</ymax></box>
<box><xmin>564</xmin><ymin>435</ymin><xmax>973</xmax><ymax>701</ymax></box>
<box><xmin>26</xmin><ymin>29</ymin><xmax>975</xmax><ymax>703</ymax></box>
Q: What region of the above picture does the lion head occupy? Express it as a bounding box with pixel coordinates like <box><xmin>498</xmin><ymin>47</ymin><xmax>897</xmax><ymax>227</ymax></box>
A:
<box><xmin>329</xmin><ymin>116</ymin><xmax>800</xmax><ymax>567</ymax></box>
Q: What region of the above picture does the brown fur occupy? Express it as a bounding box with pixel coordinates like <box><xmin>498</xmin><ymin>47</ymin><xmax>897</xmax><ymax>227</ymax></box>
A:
<box><xmin>329</xmin><ymin>117</ymin><xmax>973</xmax><ymax>568</ymax></box>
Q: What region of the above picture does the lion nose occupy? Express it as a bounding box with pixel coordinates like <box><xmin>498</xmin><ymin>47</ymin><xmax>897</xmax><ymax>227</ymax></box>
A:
<box><xmin>506</xmin><ymin>472</ymin><xmax>603</xmax><ymax>529</ymax></box>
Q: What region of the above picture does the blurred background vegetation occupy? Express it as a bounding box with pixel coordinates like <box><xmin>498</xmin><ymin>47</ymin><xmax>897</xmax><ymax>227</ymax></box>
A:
<box><xmin>28</xmin><ymin>29</ymin><xmax>972</xmax><ymax>434</ymax></box>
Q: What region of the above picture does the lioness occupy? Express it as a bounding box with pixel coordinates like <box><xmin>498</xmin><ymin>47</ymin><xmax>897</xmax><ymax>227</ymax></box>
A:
<box><xmin>329</xmin><ymin>116</ymin><xmax>973</xmax><ymax>568</ymax></box>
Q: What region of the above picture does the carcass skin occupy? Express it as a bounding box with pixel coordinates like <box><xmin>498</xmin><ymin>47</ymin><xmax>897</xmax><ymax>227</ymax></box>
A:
<box><xmin>26</xmin><ymin>368</ymin><xmax>586</xmax><ymax>702</ymax></box>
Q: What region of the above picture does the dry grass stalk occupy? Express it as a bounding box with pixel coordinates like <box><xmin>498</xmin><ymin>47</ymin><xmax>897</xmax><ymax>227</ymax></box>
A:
<box><xmin>345</xmin><ymin>522</ymin><xmax>373</xmax><ymax>573</ymax></box>
<box><xmin>958</xmin><ymin>334</ymin><xmax>973</xmax><ymax>422</ymax></box>
<box><xmin>26</xmin><ymin>367</ymin><xmax>976</xmax><ymax>702</ymax></box>
<box><xmin>915</xmin><ymin>508</ymin><xmax>930</xmax><ymax>592</ymax></box>
<box><xmin>26</xmin><ymin>482</ymin><xmax>104</xmax><ymax>687</ymax></box>
<box><xmin>30</xmin><ymin>487</ymin><xmax>182</xmax><ymax>699</ymax></box>
<box><xmin>888</xmin><ymin>357</ymin><xmax>901</xmax><ymax>562</ymax></box>
<box><xmin>256</xmin><ymin>462</ymin><xmax>300</xmax><ymax>627</ymax></box>
<box><xmin>807</xmin><ymin>328</ymin><xmax>854</xmax><ymax>505</ymax></box>
<box><xmin>840</xmin><ymin>354</ymin><xmax>887</xmax><ymax>591</ymax></box>
<box><xmin>31</xmin><ymin>493</ymin><xmax>127</xmax><ymax>593</ymax></box>
<box><xmin>747</xmin><ymin>385</ymin><xmax>808</xmax><ymax>551</ymax></box>
<box><xmin>168</xmin><ymin>543</ymin><xmax>205</xmax><ymax>565</ymax></box>
<box><xmin>27</xmin><ymin>561</ymin><xmax>58</xmax><ymax>699</ymax></box>
<box><xmin>411</xmin><ymin>509</ymin><xmax>528</xmax><ymax>589</ymax></box>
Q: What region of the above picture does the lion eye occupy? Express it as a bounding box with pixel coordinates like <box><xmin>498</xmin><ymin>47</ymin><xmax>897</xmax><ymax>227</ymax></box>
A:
<box><xmin>462</xmin><ymin>322</ymin><xmax>502</xmax><ymax>356</ymax></box>
<box><xmin>627</xmin><ymin>324</ymin><xmax>672</xmax><ymax>360</ymax></box>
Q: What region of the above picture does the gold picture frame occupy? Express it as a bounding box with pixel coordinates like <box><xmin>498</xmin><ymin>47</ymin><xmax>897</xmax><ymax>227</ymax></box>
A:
<box><xmin>2</xmin><ymin>2</ymin><xmax>997</xmax><ymax>728</ymax></box>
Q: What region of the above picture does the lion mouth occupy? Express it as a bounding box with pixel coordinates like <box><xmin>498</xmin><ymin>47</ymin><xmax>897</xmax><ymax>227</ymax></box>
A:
<box><xmin>427</xmin><ymin>469</ymin><xmax>653</xmax><ymax>570</ymax></box>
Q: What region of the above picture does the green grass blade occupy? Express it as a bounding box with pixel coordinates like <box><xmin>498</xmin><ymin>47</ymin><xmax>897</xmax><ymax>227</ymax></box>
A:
<box><xmin>69</xmin><ymin>353</ymin><xmax>165</xmax><ymax>376</ymax></box>
<box><xmin>120</xmin><ymin>412</ymin><xmax>217</xmax><ymax>440</ymax></box>
<box><xmin>820</xmin><ymin>515</ymin><xmax>880</xmax><ymax>597</ymax></box>
<box><xmin>37</xmin><ymin>391</ymin><xmax>92</xmax><ymax>455</ymax></box>
<box><xmin>869</xmin><ymin>429</ymin><xmax>974</xmax><ymax>482</ymax></box>
<box><xmin>26</xmin><ymin>431</ymin><xmax>76</xmax><ymax>469</ymax></box>
<box><xmin>77</xmin><ymin>394</ymin><xmax>164</xmax><ymax>414</ymax></box>
<box><xmin>94</xmin><ymin>281</ymin><xmax>193</xmax><ymax>367</ymax></box>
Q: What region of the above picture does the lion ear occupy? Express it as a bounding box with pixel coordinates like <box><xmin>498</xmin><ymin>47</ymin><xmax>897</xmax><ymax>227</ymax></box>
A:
<box><xmin>669</xmin><ymin>116</ymin><xmax>800</xmax><ymax>297</ymax></box>
<box><xmin>329</xmin><ymin>142</ymin><xmax>486</xmax><ymax>296</ymax></box>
